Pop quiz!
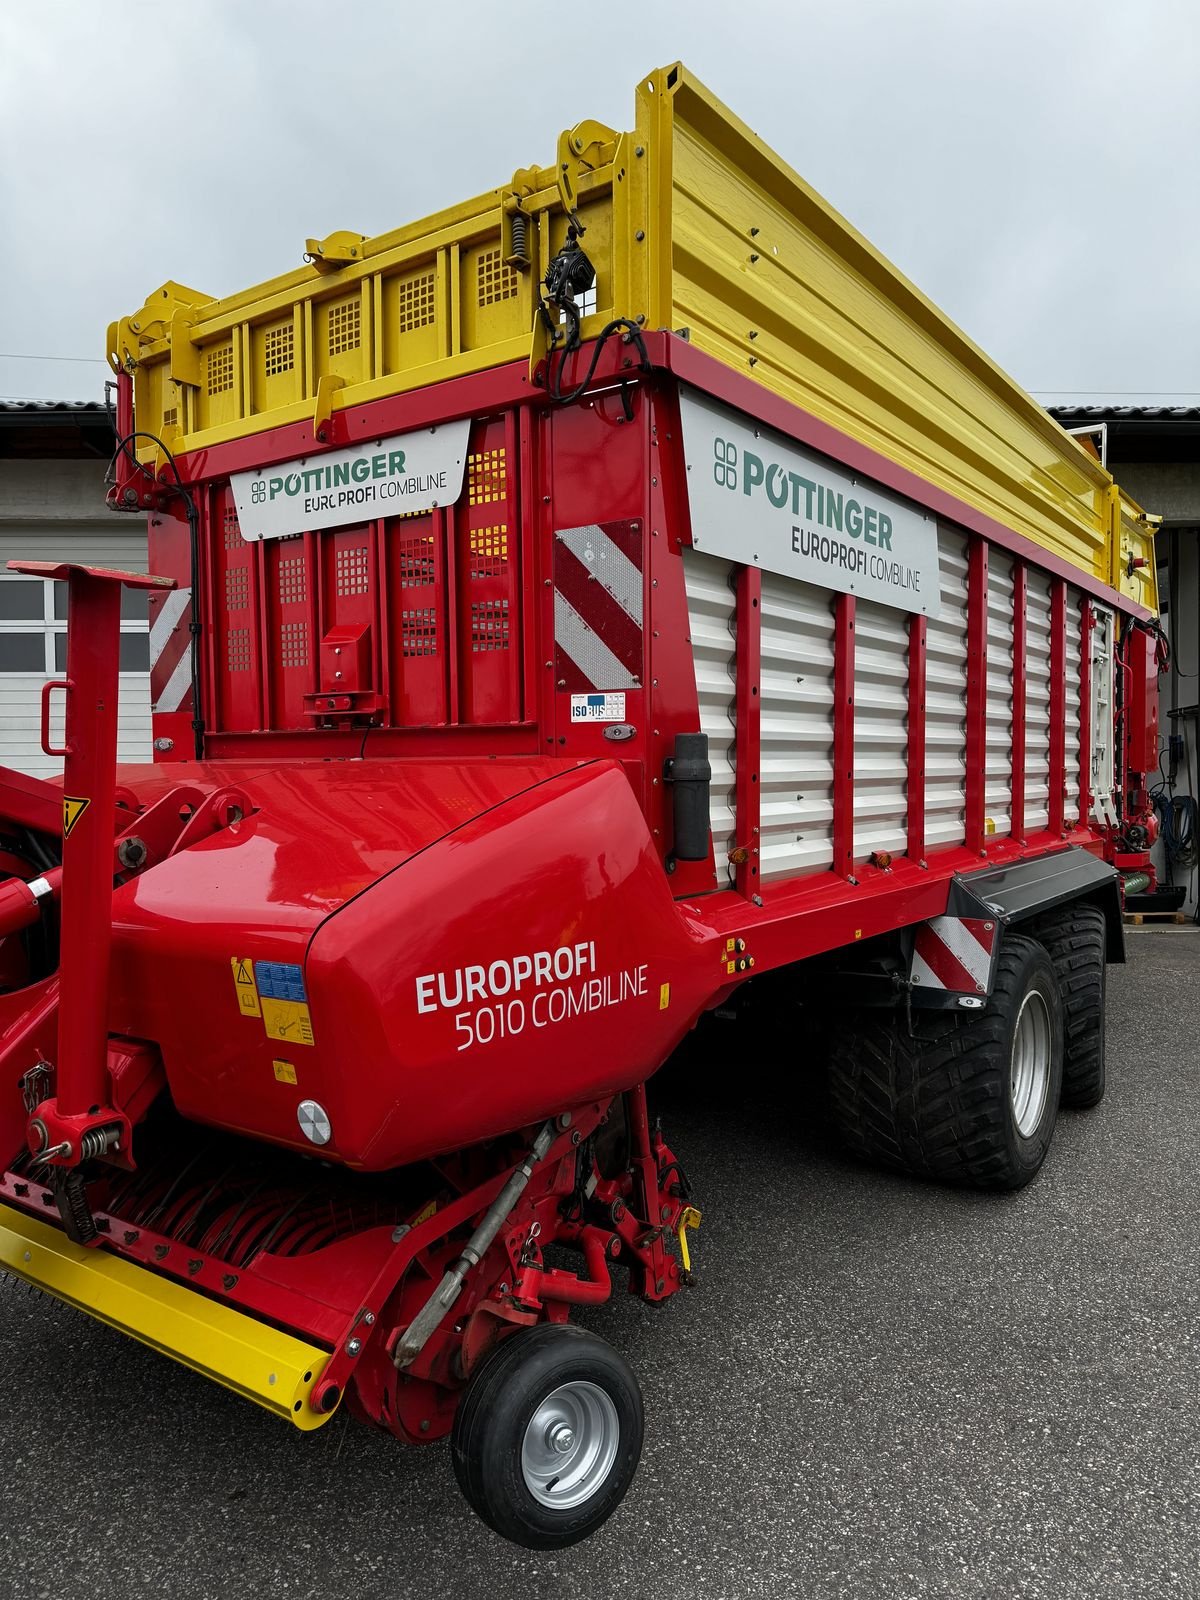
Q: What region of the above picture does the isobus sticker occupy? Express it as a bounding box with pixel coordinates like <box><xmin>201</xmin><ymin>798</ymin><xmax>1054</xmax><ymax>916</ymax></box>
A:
<box><xmin>570</xmin><ymin>692</ymin><xmax>626</xmax><ymax>723</ymax></box>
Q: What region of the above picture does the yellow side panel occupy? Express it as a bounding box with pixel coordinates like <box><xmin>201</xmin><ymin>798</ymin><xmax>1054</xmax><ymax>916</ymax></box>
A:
<box><xmin>0</xmin><ymin>1202</ymin><xmax>333</xmax><ymax>1430</ymax></box>
<box><xmin>640</xmin><ymin>66</ymin><xmax>1117</xmax><ymax>589</ymax></box>
<box><xmin>112</xmin><ymin>64</ymin><xmax>1158</xmax><ymax>609</ymax></box>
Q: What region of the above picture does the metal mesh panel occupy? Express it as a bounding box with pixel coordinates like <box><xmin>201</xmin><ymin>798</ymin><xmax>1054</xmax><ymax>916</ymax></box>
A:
<box><xmin>278</xmin><ymin>554</ymin><xmax>306</xmax><ymax>604</ymax></box>
<box><xmin>476</xmin><ymin>249</ymin><xmax>519</xmax><ymax>306</ymax></box>
<box><xmin>263</xmin><ymin>324</ymin><xmax>294</xmax><ymax>376</ymax></box>
<box><xmin>336</xmin><ymin>545</ymin><xmax>371</xmax><ymax>595</ymax></box>
<box><xmin>397</xmin><ymin>273</ymin><xmax>435</xmax><ymax>332</ymax></box>
<box><xmin>225</xmin><ymin>567</ymin><xmax>249</xmax><ymax>612</ymax></box>
<box><xmin>226</xmin><ymin>627</ymin><xmax>252</xmax><ymax>671</ymax></box>
<box><xmin>206</xmin><ymin>345</ymin><xmax>234</xmax><ymax>395</ymax></box>
<box><xmin>327</xmin><ymin>299</ymin><xmax>361</xmax><ymax>355</ymax></box>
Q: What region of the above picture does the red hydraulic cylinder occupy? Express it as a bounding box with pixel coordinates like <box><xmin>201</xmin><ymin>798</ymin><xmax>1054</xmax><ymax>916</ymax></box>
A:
<box><xmin>0</xmin><ymin>868</ymin><xmax>61</xmax><ymax>939</ymax></box>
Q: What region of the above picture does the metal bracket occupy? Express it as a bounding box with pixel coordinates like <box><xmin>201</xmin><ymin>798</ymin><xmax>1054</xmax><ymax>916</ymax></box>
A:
<box><xmin>313</xmin><ymin>373</ymin><xmax>346</xmax><ymax>442</ymax></box>
<box><xmin>304</xmin><ymin>230</ymin><xmax>365</xmax><ymax>271</ymax></box>
<box><xmin>554</xmin><ymin>119</ymin><xmax>618</xmax><ymax>225</ymax></box>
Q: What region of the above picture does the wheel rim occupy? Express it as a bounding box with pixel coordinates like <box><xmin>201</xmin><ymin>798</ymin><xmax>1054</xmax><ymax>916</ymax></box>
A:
<box><xmin>520</xmin><ymin>1380</ymin><xmax>620</xmax><ymax>1510</ymax></box>
<box><xmin>1010</xmin><ymin>988</ymin><xmax>1052</xmax><ymax>1137</ymax></box>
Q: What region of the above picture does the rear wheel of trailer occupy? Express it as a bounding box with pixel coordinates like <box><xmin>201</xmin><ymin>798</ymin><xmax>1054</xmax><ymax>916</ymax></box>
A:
<box><xmin>1033</xmin><ymin>902</ymin><xmax>1107</xmax><ymax>1109</ymax></box>
<box><xmin>827</xmin><ymin>933</ymin><xmax>1065</xmax><ymax>1190</ymax></box>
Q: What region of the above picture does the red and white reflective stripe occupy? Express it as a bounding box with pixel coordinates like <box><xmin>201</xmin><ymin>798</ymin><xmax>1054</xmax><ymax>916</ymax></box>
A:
<box><xmin>911</xmin><ymin>916</ymin><xmax>997</xmax><ymax>994</ymax></box>
<box><xmin>149</xmin><ymin>586</ymin><xmax>193</xmax><ymax>713</ymax></box>
<box><xmin>553</xmin><ymin>521</ymin><xmax>644</xmax><ymax>693</ymax></box>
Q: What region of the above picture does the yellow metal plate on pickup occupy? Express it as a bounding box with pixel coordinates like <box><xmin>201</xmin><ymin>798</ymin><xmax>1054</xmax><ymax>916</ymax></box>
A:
<box><xmin>0</xmin><ymin>1202</ymin><xmax>333</xmax><ymax>1430</ymax></box>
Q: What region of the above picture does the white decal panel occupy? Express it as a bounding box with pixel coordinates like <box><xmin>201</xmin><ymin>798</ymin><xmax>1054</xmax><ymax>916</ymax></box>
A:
<box><xmin>230</xmin><ymin>420</ymin><xmax>471</xmax><ymax>541</ymax></box>
<box><xmin>679</xmin><ymin>387</ymin><xmax>939</xmax><ymax>615</ymax></box>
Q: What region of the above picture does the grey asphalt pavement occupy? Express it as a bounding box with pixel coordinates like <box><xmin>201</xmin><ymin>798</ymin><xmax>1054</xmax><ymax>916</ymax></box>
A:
<box><xmin>2</xmin><ymin>930</ymin><xmax>1198</xmax><ymax>1600</ymax></box>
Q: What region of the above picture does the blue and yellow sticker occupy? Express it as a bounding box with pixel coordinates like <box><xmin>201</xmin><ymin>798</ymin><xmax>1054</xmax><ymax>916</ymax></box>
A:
<box><xmin>254</xmin><ymin>961</ymin><xmax>315</xmax><ymax>1047</ymax></box>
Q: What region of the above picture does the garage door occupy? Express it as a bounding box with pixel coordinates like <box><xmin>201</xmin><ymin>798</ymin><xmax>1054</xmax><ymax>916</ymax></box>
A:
<box><xmin>0</xmin><ymin>528</ymin><xmax>151</xmax><ymax>779</ymax></box>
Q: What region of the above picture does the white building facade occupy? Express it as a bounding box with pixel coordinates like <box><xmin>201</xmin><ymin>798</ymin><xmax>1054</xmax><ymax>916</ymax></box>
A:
<box><xmin>0</xmin><ymin>402</ymin><xmax>150</xmax><ymax>777</ymax></box>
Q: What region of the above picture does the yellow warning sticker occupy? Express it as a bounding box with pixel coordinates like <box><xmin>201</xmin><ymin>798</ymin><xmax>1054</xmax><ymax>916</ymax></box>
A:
<box><xmin>231</xmin><ymin>957</ymin><xmax>262</xmax><ymax>1018</ymax></box>
<box><xmin>62</xmin><ymin>796</ymin><xmax>90</xmax><ymax>839</ymax></box>
<box><xmin>272</xmin><ymin>1058</ymin><xmax>298</xmax><ymax>1085</ymax></box>
<box><xmin>659</xmin><ymin>982</ymin><xmax>671</xmax><ymax>1010</ymax></box>
<box><xmin>261</xmin><ymin>997</ymin><xmax>315</xmax><ymax>1047</ymax></box>
<box><xmin>411</xmin><ymin>1199</ymin><xmax>437</xmax><ymax>1226</ymax></box>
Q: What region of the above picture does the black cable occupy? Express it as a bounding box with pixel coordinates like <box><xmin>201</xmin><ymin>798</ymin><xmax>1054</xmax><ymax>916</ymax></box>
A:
<box><xmin>545</xmin><ymin>317</ymin><xmax>651</xmax><ymax>407</ymax></box>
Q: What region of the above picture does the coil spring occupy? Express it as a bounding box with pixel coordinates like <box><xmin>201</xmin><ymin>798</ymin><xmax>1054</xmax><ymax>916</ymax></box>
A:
<box><xmin>509</xmin><ymin>211</ymin><xmax>529</xmax><ymax>265</ymax></box>
<box><xmin>55</xmin><ymin>1169</ymin><xmax>98</xmax><ymax>1245</ymax></box>
<box><xmin>78</xmin><ymin>1124</ymin><xmax>121</xmax><ymax>1161</ymax></box>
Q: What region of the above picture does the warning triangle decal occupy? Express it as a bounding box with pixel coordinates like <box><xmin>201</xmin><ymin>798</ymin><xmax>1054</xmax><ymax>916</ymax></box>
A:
<box><xmin>62</xmin><ymin>796</ymin><xmax>90</xmax><ymax>839</ymax></box>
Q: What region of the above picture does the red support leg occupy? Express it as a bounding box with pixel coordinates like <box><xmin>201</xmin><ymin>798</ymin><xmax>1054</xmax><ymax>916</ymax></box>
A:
<box><xmin>55</xmin><ymin>572</ymin><xmax>122</xmax><ymax>1119</ymax></box>
<box><xmin>8</xmin><ymin>560</ymin><xmax>173</xmax><ymax>1169</ymax></box>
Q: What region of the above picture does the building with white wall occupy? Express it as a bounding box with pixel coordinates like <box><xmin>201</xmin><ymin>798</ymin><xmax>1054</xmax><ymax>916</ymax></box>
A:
<box><xmin>0</xmin><ymin>402</ymin><xmax>151</xmax><ymax>777</ymax></box>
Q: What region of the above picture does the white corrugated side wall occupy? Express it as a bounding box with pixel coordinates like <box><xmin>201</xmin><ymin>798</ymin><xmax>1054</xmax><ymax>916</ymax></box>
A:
<box><xmin>681</xmin><ymin>537</ymin><xmax>1096</xmax><ymax>889</ymax></box>
<box><xmin>0</xmin><ymin>527</ymin><xmax>151</xmax><ymax>780</ymax></box>
<box><xmin>853</xmin><ymin>597</ymin><xmax>909</xmax><ymax>860</ymax></box>
<box><xmin>1025</xmin><ymin>568</ymin><xmax>1053</xmax><ymax>832</ymax></box>
<box><xmin>682</xmin><ymin>551</ymin><xmax>737</xmax><ymax>887</ymax></box>
<box><xmin>925</xmin><ymin>528</ymin><xmax>969</xmax><ymax>850</ymax></box>
<box><xmin>759</xmin><ymin>572</ymin><xmax>836</xmax><ymax>880</ymax></box>
<box><xmin>985</xmin><ymin>551</ymin><xmax>1014</xmax><ymax>837</ymax></box>
<box><xmin>1064</xmin><ymin>588</ymin><xmax>1083</xmax><ymax>825</ymax></box>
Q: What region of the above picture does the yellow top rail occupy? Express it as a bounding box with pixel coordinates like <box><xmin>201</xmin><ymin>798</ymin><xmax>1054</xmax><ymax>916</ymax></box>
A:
<box><xmin>109</xmin><ymin>64</ymin><xmax>1157</xmax><ymax>611</ymax></box>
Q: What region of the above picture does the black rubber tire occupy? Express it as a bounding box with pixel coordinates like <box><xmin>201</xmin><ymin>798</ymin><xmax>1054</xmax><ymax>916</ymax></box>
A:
<box><xmin>1033</xmin><ymin>902</ymin><xmax>1107</xmax><ymax>1109</ymax></box>
<box><xmin>827</xmin><ymin>933</ymin><xmax>1064</xmax><ymax>1190</ymax></box>
<box><xmin>450</xmin><ymin>1323</ymin><xmax>643</xmax><ymax>1549</ymax></box>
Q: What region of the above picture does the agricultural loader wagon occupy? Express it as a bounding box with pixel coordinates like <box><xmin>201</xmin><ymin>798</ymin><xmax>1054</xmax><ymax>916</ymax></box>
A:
<box><xmin>0</xmin><ymin>65</ymin><xmax>1161</xmax><ymax>1547</ymax></box>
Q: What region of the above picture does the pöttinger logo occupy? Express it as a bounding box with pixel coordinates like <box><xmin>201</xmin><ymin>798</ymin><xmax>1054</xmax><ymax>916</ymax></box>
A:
<box><xmin>713</xmin><ymin>436</ymin><xmax>738</xmax><ymax>490</ymax></box>
<box><xmin>250</xmin><ymin>479</ymin><xmax>266</xmax><ymax>505</ymax></box>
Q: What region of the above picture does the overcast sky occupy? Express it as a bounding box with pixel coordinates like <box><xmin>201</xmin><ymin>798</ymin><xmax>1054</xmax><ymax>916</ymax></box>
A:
<box><xmin>1</xmin><ymin>0</ymin><xmax>1196</xmax><ymax>407</ymax></box>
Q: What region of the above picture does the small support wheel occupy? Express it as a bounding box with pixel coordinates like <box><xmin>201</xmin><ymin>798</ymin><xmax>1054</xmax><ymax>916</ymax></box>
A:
<box><xmin>450</xmin><ymin>1323</ymin><xmax>643</xmax><ymax>1548</ymax></box>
